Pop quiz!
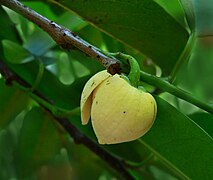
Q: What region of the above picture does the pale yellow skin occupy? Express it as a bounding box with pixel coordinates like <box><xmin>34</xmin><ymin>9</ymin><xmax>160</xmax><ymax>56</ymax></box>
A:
<box><xmin>81</xmin><ymin>71</ymin><xmax>112</xmax><ymax>125</ymax></box>
<box><xmin>80</xmin><ymin>70</ymin><xmax>157</xmax><ymax>144</ymax></box>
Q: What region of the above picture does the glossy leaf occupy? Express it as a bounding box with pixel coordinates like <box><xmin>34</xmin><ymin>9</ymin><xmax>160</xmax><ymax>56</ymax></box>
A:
<box><xmin>141</xmin><ymin>96</ymin><xmax>213</xmax><ymax>179</ymax></box>
<box><xmin>155</xmin><ymin>0</ymin><xmax>187</xmax><ymax>28</ymax></box>
<box><xmin>179</xmin><ymin>0</ymin><xmax>195</xmax><ymax>30</ymax></box>
<box><xmin>156</xmin><ymin>0</ymin><xmax>195</xmax><ymax>31</ymax></box>
<box><xmin>0</xmin><ymin>79</ymin><xmax>29</xmax><ymax>129</ymax></box>
<box><xmin>69</xmin><ymin>98</ymin><xmax>213</xmax><ymax>179</ymax></box>
<box><xmin>52</xmin><ymin>0</ymin><xmax>189</xmax><ymax>73</ymax></box>
<box><xmin>15</xmin><ymin>107</ymin><xmax>62</xmax><ymax>177</ymax></box>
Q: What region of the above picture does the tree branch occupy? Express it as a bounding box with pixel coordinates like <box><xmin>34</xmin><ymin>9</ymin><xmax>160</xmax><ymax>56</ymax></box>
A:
<box><xmin>1</xmin><ymin>0</ymin><xmax>212</xmax><ymax>114</ymax></box>
<box><xmin>0</xmin><ymin>60</ymin><xmax>134</xmax><ymax>180</ymax></box>
<box><xmin>0</xmin><ymin>0</ymin><xmax>121</xmax><ymax>75</ymax></box>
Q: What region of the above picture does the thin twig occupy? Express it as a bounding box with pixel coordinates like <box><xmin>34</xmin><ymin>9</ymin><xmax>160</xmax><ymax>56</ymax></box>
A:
<box><xmin>0</xmin><ymin>60</ymin><xmax>134</xmax><ymax>180</ymax></box>
<box><xmin>0</xmin><ymin>0</ymin><xmax>121</xmax><ymax>75</ymax></box>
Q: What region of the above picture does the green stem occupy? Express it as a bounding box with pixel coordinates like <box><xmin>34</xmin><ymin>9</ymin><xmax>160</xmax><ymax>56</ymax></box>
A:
<box><xmin>140</xmin><ymin>71</ymin><xmax>213</xmax><ymax>114</ymax></box>
<box><xmin>29</xmin><ymin>92</ymin><xmax>80</xmax><ymax>117</ymax></box>
<box><xmin>106</xmin><ymin>52</ymin><xmax>213</xmax><ymax>113</ymax></box>
<box><xmin>109</xmin><ymin>53</ymin><xmax>141</xmax><ymax>87</ymax></box>
<box><xmin>13</xmin><ymin>81</ymin><xmax>80</xmax><ymax>117</ymax></box>
<box><xmin>126</xmin><ymin>55</ymin><xmax>140</xmax><ymax>87</ymax></box>
<box><xmin>29</xmin><ymin>59</ymin><xmax>44</xmax><ymax>92</ymax></box>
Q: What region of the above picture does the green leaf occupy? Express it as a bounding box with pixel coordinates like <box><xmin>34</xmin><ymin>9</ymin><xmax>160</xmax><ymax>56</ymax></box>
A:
<box><xmin>0</xmin><ymin>6</ymin><xmax>21</xmax><ymax>60</ymax></box>
<box><xmin>52</xmin><ymin>0</ymin><xmax>189</xmax><ymax>73</ymax></box>
<box><xmin>23</xmin><ymin>28</ymin><xmax>56</xmax><ymax>56</ymax></box>
<box><xmin>179</xmin><ymin>0</ymin><xmax>195</xmax><ymax>31</ymax></box>
<box><xmin>15</xmin><ymin>107</ymin><xmax>62</xmax><ymax>178</ymax></box>
<box><xmin>175</xmin><ymin>39</ymin><xmax>213</xmax><ymax>102</ymax></box>
<box><xmin>5</xmin><ymin>60</ymin><xmax>89</xmax><ymax>110</ymax></box>
<box><xmin>155</xmin><ymin>0</ymin><xmax>195</xmax><ymax>31</ymax></box>
<box><xmin>154</xmin><ymin>0</ymin><xmax>187</xmax><ymax>28</ymax></box>
<box><xmin>69</xmin><ymin>99</ymin><xmax>213</xmax><ymax>179</ymax></box>
<box><xmin>65</xmin><ymin>136</ymin><xmax>121</xmax><ymax>179</ymax></box>
<box><xmin>68</xmin><ymin>49</ymin><xmax>103</xmax><ymax>75</ymax></box>
<box><xmin>189</xmin><ymin>112</ymin><xmax>213</xmax><ymax>138</ymax></box>
<box><xmin>2</xmin><ymin>40</ymin><xmax>34</xmax><ymax>64</ymax></box>
<box><xmin>0</xmin><ymin>79</ymin><xmax>29</xmax><ymax>129</ymax></box>
<box><xmin>69</xmin><ymin>114</ymin><xmax>152</xmax><ymax>165</ymax></box>
<box><xmin>141</xmin><ymin>96</ymin><xmax>213</xmax><ymax>179</ymax></box>
<box><xmin>0</xmin><ymin>129</ymin><xmax>17</xmax><ymax>179</ymax></box>
<box><xmin>0</xmin><ymin>7</ymin><xmax>20</xmax><ymax>43</ymax></box>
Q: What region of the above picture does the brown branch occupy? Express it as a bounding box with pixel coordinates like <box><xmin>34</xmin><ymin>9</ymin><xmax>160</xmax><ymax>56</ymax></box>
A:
<box><xmin>0</xmin><ymin>0</ymin><xmax>121</xmax><ymax>75</ymax></box>
<box><xmin>0</xmin><ymin>1</ymin><xmax>135</xmax><ymax>178</ymax></box>
<box><xmin>0</xmin><ymin>0</ymin><xmax>132</xmax><ymax>177</ymax></box>
<box><xmin>0</xmin><ymin>60</ymin><xmax>134</xmax><ymax>179</ymax></box>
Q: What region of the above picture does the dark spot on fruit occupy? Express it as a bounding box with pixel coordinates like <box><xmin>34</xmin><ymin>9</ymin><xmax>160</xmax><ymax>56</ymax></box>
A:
<box><xmin>96</xmin><ymin>101</ymin><xmax>98</xmax><ymax>104</ymax></box>
<box><xmin>91</xmin><ymin>81</ymin><xmax>95</xmax><ymax>87</ymax></box>
<box><xmin>106</xmin><ymin>80</ymin><xmax>110</xmax><ymax>85</ymax></box>
<box><xmin>123</xmin><ymin>111</ymin><xmax>126</xmax><ymax>114</ymax></box>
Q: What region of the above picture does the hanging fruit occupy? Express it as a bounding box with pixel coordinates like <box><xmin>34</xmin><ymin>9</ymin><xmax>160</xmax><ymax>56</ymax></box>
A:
<box><xmin>80</xmin><ymin>53</ymin><xmax>157</xmax><ymax>144</ymax></box>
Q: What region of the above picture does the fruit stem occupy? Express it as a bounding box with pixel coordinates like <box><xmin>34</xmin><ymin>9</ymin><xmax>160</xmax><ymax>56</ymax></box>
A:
<box><xmin>109</xmin><ymin>53</ymin><xmax>141</xmax><ymax>87</ymax></box>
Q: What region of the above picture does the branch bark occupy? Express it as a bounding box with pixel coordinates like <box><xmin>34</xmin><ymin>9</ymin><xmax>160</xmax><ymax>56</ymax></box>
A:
<box><xmin>0</xmin><ymin>0</ymin><xmax>121</xmax><ymax>75</ymax></box>
<box><xmin>1</xmin><ymin>0</ymin><xmax>212</xmax><ymax>114</ymax></box>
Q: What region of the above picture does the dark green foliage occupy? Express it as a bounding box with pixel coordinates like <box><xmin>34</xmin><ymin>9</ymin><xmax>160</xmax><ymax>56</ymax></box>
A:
<box><xmin>0</xmin><ymin>1</ymin><xmax>212</xmax><ymax>179</ymax></box>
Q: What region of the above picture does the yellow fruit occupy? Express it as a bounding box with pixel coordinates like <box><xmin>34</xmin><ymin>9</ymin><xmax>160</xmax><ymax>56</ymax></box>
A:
<box><xmin>81</xmin><ymin>71</ymin><xmax>112</xmax><ymax>125</ymax></box>
<box><xmin>80</xmin><ymin>70</ymin><xmax>157</xmax><ymax>144</ymax></box>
